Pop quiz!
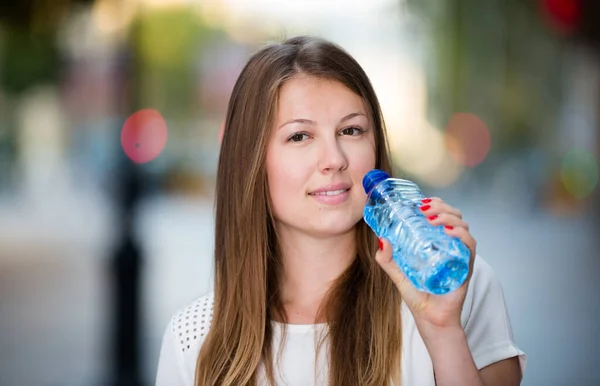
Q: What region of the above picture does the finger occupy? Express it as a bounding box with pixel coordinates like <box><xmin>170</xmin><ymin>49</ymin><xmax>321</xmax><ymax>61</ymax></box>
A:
<box><xmin>375</xmin><ymin>238</ymin><xmax>423</xmax><ymax>305</ymax></box>
<box><xmin>443</xmin><ymin>226</ymin><xmax>477</xmax><ymax>282</ymax></box>
<box><xmin>426</xmin><ymin>212</ymin><xmax>470</xmax><ymax>230</ymax></box>
<box><xmin>375</xmin><ymin>239</ymin><xmax>412</xmax><ymax>291</ymax></box>
<box><xmin>374</xmin><ymin>237</ymin><xmax>395</xmax><ymax>269</ymax></box>
<box><xmin>420</xmin><ymin>197</ymin><xmax>462</xmax><ymax>219</ymax></box>
<box><xmin>443</xmin><ymin>225</ymin><xmax>476</xmax><ymax>256</ymax></box>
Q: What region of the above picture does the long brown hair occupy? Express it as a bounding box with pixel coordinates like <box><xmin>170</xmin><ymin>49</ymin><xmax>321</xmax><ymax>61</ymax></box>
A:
<box><xmin>196</xmin><ymin>35</ymin><xmax>402</xmax><ymax>385</ymax></box>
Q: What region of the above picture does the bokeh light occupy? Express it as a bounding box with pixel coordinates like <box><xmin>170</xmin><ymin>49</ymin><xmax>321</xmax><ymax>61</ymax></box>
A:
<box><xmin>444</xmin><ymin>113</ymin><xmax>491</xmax><ymax>167</ymax></box>
<box><xmin>540</xmin><ymin>0</ymin><xmax>581</xmax><ymax>35</ymax></box>
<box><xmin>560</xmin><ymin>148</ymin><xmax>599</xmax><ymax>199</ymax></box>
<box><xmin>121</xmin><ymin>109</ymin><xmax>168</xmax><ymax>164</ymax></box>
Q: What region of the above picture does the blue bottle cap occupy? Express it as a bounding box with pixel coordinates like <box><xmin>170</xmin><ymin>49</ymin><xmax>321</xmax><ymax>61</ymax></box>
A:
<box><xmin>362</xmin><ymin>169</ymin><xmax>390</xmax><ymax>194</ymax></box>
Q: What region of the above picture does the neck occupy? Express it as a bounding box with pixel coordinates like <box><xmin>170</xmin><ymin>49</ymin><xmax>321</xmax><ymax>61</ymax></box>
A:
<box><xmin>277</xmin><ymin>227</ymin><xmax>356</xmax><ymax>324</ymax></box>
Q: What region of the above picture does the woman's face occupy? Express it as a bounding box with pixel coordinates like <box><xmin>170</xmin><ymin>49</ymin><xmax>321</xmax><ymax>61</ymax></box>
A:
<box><xmin>266</xmin><ymin>75</ymin><xmax>377</xmax><ymax>239</ymax></box>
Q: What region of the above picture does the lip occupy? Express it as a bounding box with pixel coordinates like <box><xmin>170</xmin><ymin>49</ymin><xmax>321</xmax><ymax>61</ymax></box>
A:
<box><xmin>308</xmin><ymin>183</ymin><xmax>352</xmax><ymax>195</ymax></box>
<box><xmin>308</xmin><ymin>183</ymin><xmax>352</xmax><ymax>205</ymax></box>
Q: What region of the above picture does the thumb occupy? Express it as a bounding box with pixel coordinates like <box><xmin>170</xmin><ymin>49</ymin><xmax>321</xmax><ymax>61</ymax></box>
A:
<box><xmin>375</xmin><ymin>238</ymin><xmax>418</xmax><ymax>297</ymax></box>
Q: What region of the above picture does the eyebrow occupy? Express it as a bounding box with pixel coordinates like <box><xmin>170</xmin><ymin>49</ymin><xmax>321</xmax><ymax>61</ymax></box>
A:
<box><xmin>277</xmin><ymin>112</ymin><xmax>367</xmax><ymax>130</ymax></box>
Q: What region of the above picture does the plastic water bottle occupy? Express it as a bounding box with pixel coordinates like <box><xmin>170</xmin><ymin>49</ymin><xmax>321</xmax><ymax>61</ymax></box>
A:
<box><xmin>362</xmin><ymin>169</ymin><xmax>470</xmax><ymax>295</ymax></box>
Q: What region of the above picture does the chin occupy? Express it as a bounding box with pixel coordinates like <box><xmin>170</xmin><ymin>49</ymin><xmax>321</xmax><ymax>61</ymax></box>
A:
<box><xmin>309</xmin><ymin>212</ymin><xmax>362</xmax><ymax>238</ymax></box>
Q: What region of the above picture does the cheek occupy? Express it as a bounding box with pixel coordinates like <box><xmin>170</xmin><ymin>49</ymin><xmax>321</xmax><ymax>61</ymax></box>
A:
<box><xmin>358</xmin><ymin>151</ymin><xmax>376</xmax><ymax>172</ymax></box>
<box><xmin>267</xmin><ymin>174</ymin><xmax>305</xmax><ymax>223</ymax></box>
<box><xmin>346</xmin><ymin>142</ymin><xmax>376</xmax><ymax>203</ymax></box>
<box><xmin>268</xmin><ymin>154</ymin><xmax>302</xmax><ymax>190</ymax></box>
<box><xmin>266</xmin><ymin>147</ymin><xmax>310</xmax><ymax>213</ymax></box>
<box><xmin>348</xmin><ymin>141</ymin><xmax>377</xmax><ymax>174</ymax></box>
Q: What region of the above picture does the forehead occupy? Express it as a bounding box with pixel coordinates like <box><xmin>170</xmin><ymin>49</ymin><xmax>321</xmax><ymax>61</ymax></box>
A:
<box><xmin>275</xmin><ymin>75</ymin><xmax>367</xmax><ymax>120</ymax></box>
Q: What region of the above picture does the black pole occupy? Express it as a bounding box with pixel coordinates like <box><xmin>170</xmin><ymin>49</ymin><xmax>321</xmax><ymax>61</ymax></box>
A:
<box><xmin>110</xmin><ymin>159</ymin><xmax>144</xmax><ymax>386</ymax></box>
<box><xmin>108</xmin><ymin>47</ymin><xmax>145</xmax><ymax>386</ymax></box>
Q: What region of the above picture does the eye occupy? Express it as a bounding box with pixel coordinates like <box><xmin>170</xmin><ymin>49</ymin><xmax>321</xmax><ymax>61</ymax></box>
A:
<box><xmin>288</xmin><ymin>132</ymin><xmax>310</xmax><ymax>142</ymax></box>
<box><xmin>339</xmin><ymin>126</ymin><xmax>365</xmax><ymax>136</ymax></box>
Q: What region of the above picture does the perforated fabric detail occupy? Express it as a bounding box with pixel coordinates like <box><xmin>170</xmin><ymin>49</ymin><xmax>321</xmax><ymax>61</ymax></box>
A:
<box><xmin>172</xmin><ymin>292</ymin><xmax>214</xmax><ymax>353</ymax></box>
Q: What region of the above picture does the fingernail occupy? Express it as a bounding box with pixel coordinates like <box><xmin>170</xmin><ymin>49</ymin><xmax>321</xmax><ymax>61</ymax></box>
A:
<box><xmin>378</xmin><ymin>238</ymin><xmax>384</xmax><ymax>251</ymax></box>
<box><xmin>428</xmin><ymin>215</ymin><xmax>437</xmax><ymax>220</ymax></box>
<box><xmin>421</xmin><ymin>198</ymin><xmax>431</xmax><ymax>204</ymax></box>
<box><xmin>420</xmin><ymin>205</ymin><xmax>430</xmax><ymax>211</ymax></box>
<box><xmin>445</xmin><ymin>225</ymin><xmax>454</xmax><ymax>230</ymax></box>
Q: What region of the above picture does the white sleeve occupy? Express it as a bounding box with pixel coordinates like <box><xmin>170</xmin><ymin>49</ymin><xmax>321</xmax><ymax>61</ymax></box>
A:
<box><xmin>156</xmin><ymin>318</ymin><xmax>192</xmax><ymax>386</ymax></box>
<box><xmin>460</xmin><ymin>256</ymin><xmax>527</xmax><ymax>374</ymax></box>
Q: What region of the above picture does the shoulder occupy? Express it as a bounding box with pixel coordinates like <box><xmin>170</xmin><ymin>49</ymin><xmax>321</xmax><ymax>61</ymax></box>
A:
<box><xmin>469</xmin><ymin>254</ymin><xmax>499</xmax><ymax>295</ymax></box>
<box><xmin>461</xmin><ymin>256</ymin><xmax>526</xmax><ymax>368</ymax></box>
<box><xmin>157</xmin><ymin>292</ymin><xmax>215</xmax><ymax>385</ymax></box>
<box><xmin>168</xmin><ymin>292</ymin><xmax>215</xmax><ymax>354</ymax></box>
<box><xmin>464</xmin><ymin>255</ymin><xmax>502</xmax><ymax>305</ymax></box>
<box><xmin>470</xmin><ymin>254</ymin><xmax>496</xmax><ymax>281</ymax></box>
<box><xmin>164</xmin><ymin>292</ymin><xmax>214</xmax><ymax>364</ymax></box>
<box><xmin>461</xmin><ymin>255</ymin><xmax>502</xmax><ymax>324</ymax></box>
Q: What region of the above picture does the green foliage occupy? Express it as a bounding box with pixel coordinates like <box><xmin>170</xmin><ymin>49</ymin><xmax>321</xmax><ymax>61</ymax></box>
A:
<box><xmin>0</xmin><ymin>28</ymin><xmax>60</xmax><ymax>94</ymax></box>
<box><xmin>403</xmin><ymin>0</ymin><xmax>566</xmax><ymax>153</ymax></box>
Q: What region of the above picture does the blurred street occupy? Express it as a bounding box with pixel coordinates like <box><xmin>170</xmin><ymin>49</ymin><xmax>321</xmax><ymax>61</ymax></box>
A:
<box><xmin>0</xmin><ymin>0</ymin><xmax>599</xmax><ymax>385</ymax></box>
<box><xmin>1</xmin><ymin>177</ymin><xmax>598</xmax><ymax>385</ymax></box>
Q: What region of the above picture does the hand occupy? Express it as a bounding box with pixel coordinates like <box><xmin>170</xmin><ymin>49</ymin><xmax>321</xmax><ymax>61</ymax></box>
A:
<box><xmin>375</xmin><ymin>197</ymin><xmax>477</xmax><ymax>335</ymax></box>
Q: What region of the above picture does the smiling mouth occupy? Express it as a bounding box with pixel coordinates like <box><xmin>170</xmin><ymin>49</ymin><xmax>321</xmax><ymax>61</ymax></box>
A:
<box><xmin>308</xmin><ymin>188</ymin><xmax>350</xmax><ymax>196</ymax></box>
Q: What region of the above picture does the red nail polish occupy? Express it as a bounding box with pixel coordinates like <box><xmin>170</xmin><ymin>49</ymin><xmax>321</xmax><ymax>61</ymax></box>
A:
<box><xmin>428</xmin><ymin>215</ymin><xmax>437</xmax><ymax>220</ymax></box>
<box><xmin>421</xmin><ymin>198</ymin><xmax>432</xmax><ymax>204</ymax></box>
<box><xmin>420</xmin><ymin>205</ymin><xmax>430</xmax><ymax>211</ymax></box>
<box><xmin>378</xmin><ymin>238</ymin><xmax>384</xmax><ymax>251</ymax></box>
<box><xmin>445</xmin><ymin>225</ymin><xmax>454</xmax><ymax>230</ymax></box>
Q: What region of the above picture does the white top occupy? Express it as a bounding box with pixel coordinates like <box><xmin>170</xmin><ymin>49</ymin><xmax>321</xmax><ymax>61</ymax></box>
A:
<box><xmin>156</xmin><ymin>256</ymin><xmax>526</xmax><ymax>385</ymax></box>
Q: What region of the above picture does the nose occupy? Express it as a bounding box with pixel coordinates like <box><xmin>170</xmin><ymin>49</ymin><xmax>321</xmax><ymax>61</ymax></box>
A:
<box><xmin>318</xmin><ymin>137</ymin><xmax>348</xmax><ymax>173</ymax></box>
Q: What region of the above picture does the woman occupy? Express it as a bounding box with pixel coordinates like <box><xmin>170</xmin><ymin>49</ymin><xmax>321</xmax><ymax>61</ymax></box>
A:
<box><xmin>156</xmin><ymin>36</ymin><xmax>526</xmax><ymax>385</ymax></box>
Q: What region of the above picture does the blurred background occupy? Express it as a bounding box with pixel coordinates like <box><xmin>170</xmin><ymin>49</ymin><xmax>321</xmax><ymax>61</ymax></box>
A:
<box><xmin>0</xmin><ymin>0</ymin><xmax>598</xmax><ymax>385</ymax></box>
